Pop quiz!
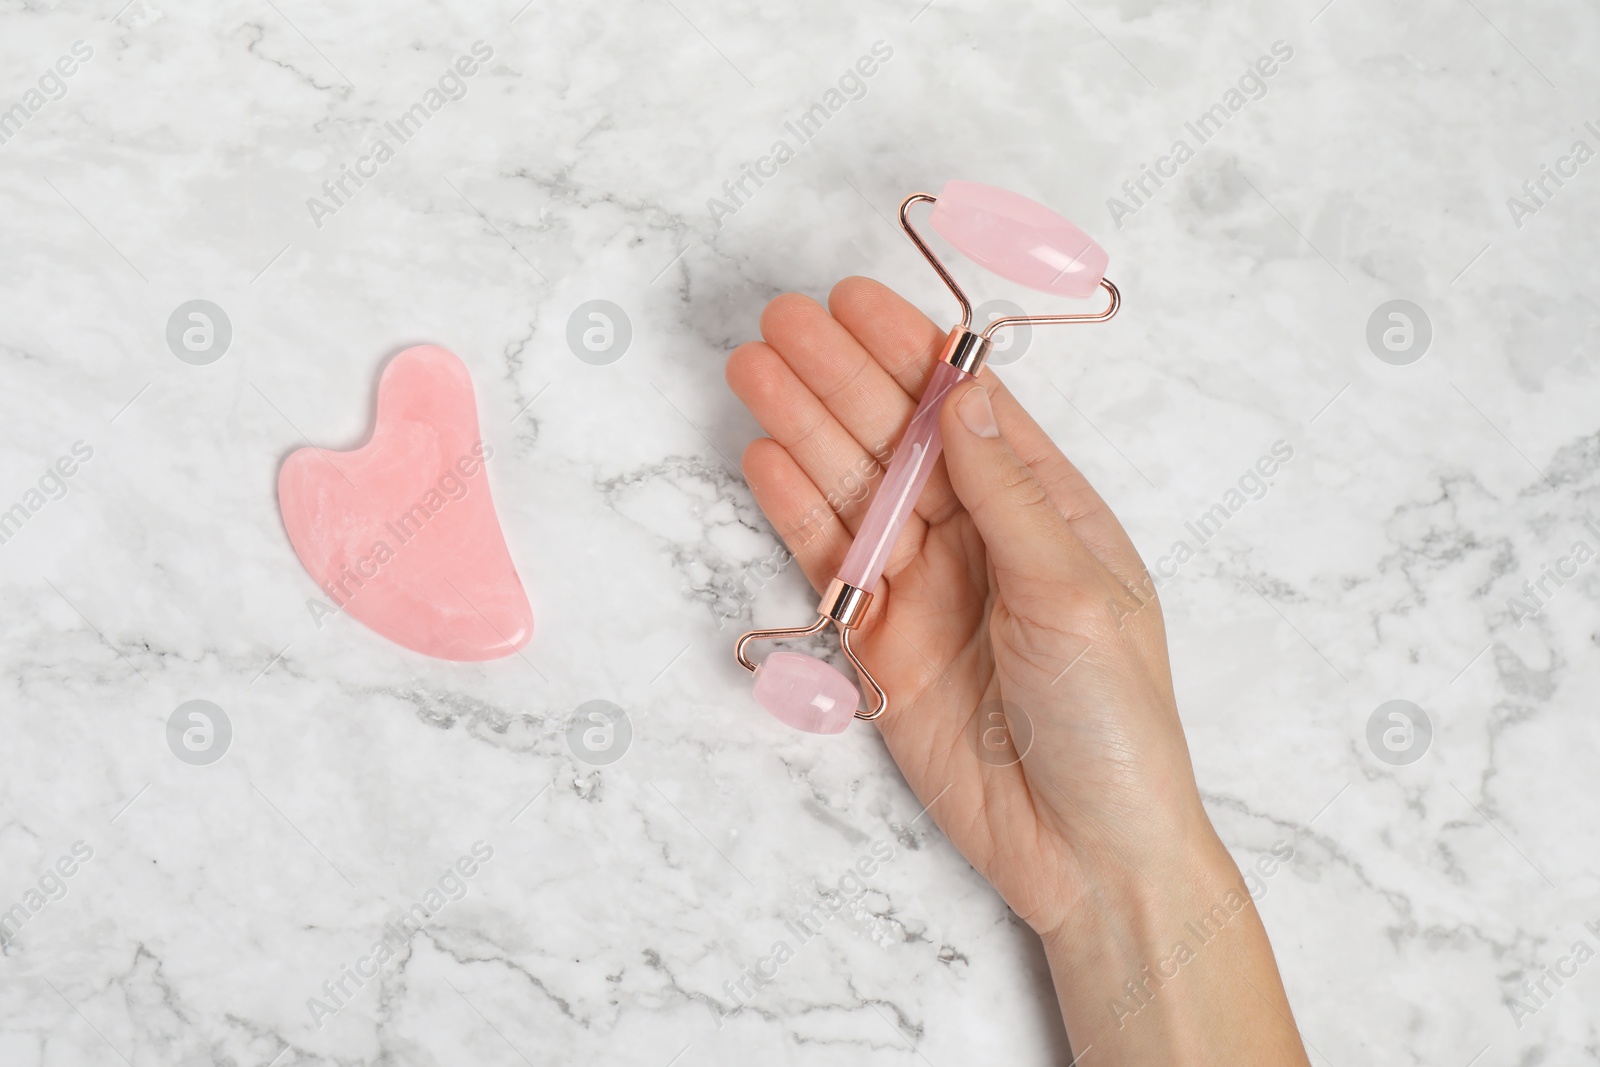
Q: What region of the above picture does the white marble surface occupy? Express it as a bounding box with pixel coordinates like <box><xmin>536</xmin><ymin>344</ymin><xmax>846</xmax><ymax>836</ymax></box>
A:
<box><xmin>1</xmin><ymin>0</ymin><xmax>1598</xmax><ymax>1063</ymax></box>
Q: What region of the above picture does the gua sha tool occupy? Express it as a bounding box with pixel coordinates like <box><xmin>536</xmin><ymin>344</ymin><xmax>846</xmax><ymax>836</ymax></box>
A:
<box><xmin>735</xmin><ymin>181</ymin><xmax>1120</xmax><ymax>733</ymax></box>
<box><xmin>278</xmin><ymin>345</ymin><xmax>534</xmax><ymax>661</ymax></box>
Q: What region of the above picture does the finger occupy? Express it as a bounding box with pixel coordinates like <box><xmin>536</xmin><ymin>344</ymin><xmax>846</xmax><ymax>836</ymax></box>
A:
<box><xmin>979</xmin><ymin>372</ymin><xmax>1149</xmax><ymax>589</ymax></box>
<box><xmin>761</xmin><ymin>292</ymin><xmax>914</xmax><ymax>458</ymax></box>
<box><xmin>826</xmin><ymin>276</ymin><xmax>948</xmax><ymax>396</ymax></box>
<box><xmin>726</xmin><ymin>340</ymin><xmax>903</xmax><ymax>534</ymax></box>
<box><xmin>740</xmin><ymin>437</ymin><xmax>851</xmax><ymax>595</ymax></box>
<box><xmin>823</xmin><ymin>279</ymin><xmax>982</xmax><ymax>602</ymax></box>
<box><xmin>938</xmin><ymin>381</ymin><xmax>1109</xmax><ymax>601</ymax></box>
<box><xmin>760</xmin><ymin>294</ymin><xmax>963</xmax><ymax>524</ymax></box>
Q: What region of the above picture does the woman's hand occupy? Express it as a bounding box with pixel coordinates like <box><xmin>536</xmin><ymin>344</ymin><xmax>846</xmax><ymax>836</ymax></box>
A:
<box><xmin>727</xmin><ymin>277</ymin><xmax>1311</xmax><ymax>1064</ymax></box>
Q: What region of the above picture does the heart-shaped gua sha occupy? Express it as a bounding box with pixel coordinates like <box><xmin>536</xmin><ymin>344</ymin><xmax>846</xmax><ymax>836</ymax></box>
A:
<box><xmin>277</xmin><ymin>345</ymin><xmax>533</xmax><ymax>661</ymax></box>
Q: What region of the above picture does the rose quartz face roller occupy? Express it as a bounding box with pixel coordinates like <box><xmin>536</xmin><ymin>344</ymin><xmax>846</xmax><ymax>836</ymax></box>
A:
<box><xmin>735</xmin><ymin>181</ymin><xmax>1121</xmax><ymax>733</ymax></box>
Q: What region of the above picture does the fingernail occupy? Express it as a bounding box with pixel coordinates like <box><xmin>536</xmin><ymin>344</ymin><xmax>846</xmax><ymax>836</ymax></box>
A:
<box><xmin>958</xmin><ymin>385</ymin><xmax>1000</xmax><ymax>438</ymax></box>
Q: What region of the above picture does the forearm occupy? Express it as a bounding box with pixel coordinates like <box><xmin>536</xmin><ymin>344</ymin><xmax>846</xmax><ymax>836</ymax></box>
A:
<box><xmin>1041</xmin><ymin>833</ymin><xmax>1312</xmax><ymax>1066</ymax></box>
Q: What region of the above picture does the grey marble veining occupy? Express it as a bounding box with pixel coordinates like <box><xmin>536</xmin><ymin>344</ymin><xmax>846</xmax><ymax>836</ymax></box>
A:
<box><xmin>1</xmin><ymin>0</ymin><xmax>1597</xmax><ymax>1064</ymax></box>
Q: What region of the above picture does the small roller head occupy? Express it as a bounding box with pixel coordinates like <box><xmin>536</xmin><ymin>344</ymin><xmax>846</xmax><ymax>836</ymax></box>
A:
<box><xmin>752</xmin><ymin>652</ymin><xmax>860</xmax><ymax>734</ymax></box>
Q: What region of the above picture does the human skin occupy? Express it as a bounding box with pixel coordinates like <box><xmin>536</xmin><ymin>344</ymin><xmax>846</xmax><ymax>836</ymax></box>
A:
<box><xmin>725</xmin><ymin>276</ymin><xmax>1312</xmax><ymax>1065</ymax></box>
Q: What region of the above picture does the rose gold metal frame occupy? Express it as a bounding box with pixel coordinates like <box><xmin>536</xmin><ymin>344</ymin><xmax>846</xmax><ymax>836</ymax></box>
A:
<box><xmin>898</xmin><ymin>192</ymin><xmax>1121</xmax><ymax>363</ymax></box>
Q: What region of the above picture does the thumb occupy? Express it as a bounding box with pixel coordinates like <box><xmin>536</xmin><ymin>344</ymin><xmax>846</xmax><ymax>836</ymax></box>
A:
<box><xmin>939</xmin><ymin>380</ymin><xmax>1102</xmax><ymax>593</ymax></box>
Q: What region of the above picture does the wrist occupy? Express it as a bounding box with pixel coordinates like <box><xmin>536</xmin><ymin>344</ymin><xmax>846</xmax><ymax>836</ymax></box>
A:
<box><xmin>1037</xmin><ymin>826</ymin><xmax>1309</xmax><ymax>1065</ymax></box>
<box><xmin>1038</xmin><ymin>820</ymin><xmax>1242</xmax><ymax>1048</ymax></box>
<box><xmin>1042</xmin><ymin>819</ymin><xmax>1237</xmax><ymax>959</ymax></box>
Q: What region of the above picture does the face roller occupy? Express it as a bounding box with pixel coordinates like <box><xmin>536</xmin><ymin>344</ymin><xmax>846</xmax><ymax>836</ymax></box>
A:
<box><xmin>735</xmin><ymin>181</ymin><xmax>1121</xmax><ymax>733</ymax></box>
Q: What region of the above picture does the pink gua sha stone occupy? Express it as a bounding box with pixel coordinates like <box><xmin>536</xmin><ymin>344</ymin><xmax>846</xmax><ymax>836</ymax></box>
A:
<box><xmin>752</xmin><ymin>652</ymin><xmax>858</xmax><ymax>734</ymax></box>
<box><xmin>277</xmin><ymin>345</ymin><xmax>533</xmax><ymax>661</ymax></box>
<box><xmin>928</xmin><ymin>180</ymin><xmax>1110</xmax><ymax>299</ymax></box>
